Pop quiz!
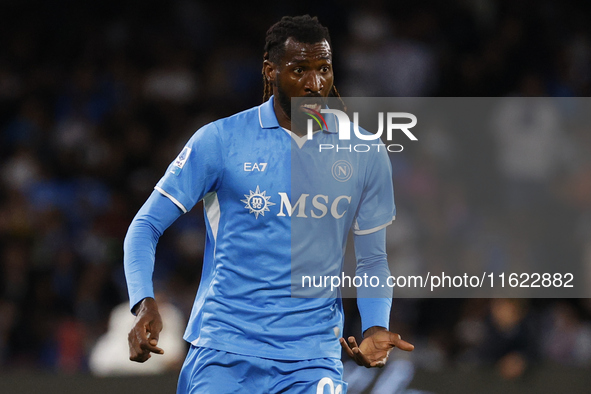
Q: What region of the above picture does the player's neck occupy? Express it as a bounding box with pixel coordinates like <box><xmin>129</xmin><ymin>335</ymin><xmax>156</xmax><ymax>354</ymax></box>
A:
<box><xmin>273</xmin><ymin>99</ymin><xmax>292</xmax><ymax>130</ymax></box>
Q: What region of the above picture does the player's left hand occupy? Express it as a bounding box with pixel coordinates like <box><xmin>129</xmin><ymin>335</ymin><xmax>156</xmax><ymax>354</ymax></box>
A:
<box><xmin>128</xmin><ymin>297</ymin><xmax>164</xmax><ymax>363</ymax></box>
<box><xmin>340</xmin><ymin>327</ymin><xmax>414</xmax><ymax>368</ymax></box>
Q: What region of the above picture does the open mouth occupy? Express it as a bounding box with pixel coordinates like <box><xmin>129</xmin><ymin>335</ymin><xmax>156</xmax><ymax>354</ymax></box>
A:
<box><xmin>298</xmin><ymin>101</ymin><xmax>328</xmax><ymax>132</ymax></box>
<box><xmin>300</xmin><ymin>103</ymin><xmax>322</xmax><ymax>113</ymax></box>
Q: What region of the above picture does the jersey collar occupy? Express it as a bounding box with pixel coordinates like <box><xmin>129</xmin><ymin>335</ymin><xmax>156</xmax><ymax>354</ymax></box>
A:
<box><xmin>258</xmin><ymin>96</ymin><xmax>280</xmax><ymax>129</ymax></box>
<box><xmin>258</xmin><ymin>96</ymin><xmax>338</xmax><ymax>134</ymax></box>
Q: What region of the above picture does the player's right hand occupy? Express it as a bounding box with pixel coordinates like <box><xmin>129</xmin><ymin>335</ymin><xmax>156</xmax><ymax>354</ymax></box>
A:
<box><xmin>128</xmin><ymin>297</ymin><xmax>164</xmax><ymax>362</ymax></box>
<box><xmin>340</xmin><ymin>328</ymin><xmax>414</xmax><ymax>368</ymax></box>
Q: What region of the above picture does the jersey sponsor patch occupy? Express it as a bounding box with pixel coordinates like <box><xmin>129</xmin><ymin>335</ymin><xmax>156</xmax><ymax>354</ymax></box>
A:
<box><xmin>241</xmin><ymin>185</ymin><xmax>275</xmax><ymax>219</ymax></box>
<box><xmin>170</xmin><ymin>146</ymin><xmax>192</xmax><ymax>176</ymax></box>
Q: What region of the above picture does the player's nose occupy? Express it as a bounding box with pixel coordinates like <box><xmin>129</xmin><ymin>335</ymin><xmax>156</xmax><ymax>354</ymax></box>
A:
<box><xmin>304</xmin><ymin>72</ymin><xmax>323</xmax><ymax>94</ymax></box>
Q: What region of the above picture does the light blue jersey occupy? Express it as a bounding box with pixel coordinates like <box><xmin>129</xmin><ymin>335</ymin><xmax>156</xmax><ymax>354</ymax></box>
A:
<box><xmin>136</xmin><ymin>97</ymin><xmax>395</xmax><ymax>361</ymax></box>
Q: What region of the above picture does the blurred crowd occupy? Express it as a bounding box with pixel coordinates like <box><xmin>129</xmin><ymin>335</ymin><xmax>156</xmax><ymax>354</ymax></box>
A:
<box><xmin>1</xmin><ymin>0</ymin><xmax>591</xmax><ymax>380</ymax></box>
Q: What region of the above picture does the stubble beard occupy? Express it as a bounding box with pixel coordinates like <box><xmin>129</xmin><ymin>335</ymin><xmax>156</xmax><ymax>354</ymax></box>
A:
<box><xmin>275</xmin><ymin>79</ymin><xmax>292</xmax><ymax>122</ymax></box>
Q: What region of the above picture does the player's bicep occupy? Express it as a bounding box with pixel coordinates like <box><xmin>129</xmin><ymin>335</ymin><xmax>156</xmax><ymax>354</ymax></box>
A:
<box><xmin>353</xmin><ymin>228</ymin><xmax>387</xmax><ymax>265</ymax></box>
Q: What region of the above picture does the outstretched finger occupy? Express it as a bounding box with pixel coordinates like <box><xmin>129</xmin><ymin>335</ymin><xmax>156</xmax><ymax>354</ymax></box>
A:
<box><xmin>390</xmin><ymin>333</ymin><xmax>415</xmax><ymax>352</ymax></box>
<box><xmin>341</xmin><ymin>337</ymin><xmax>366</xmax><ymax>366</ymax></box>
<box><xmin>129</xmin><ymin>326</ymin><xmax>163</xmax><ymax>359</ymax></box>
<box><xmin>340</xmin><ymin>338</ymin><xmax>355</xmax><ymax>359</ymax></box>
<box><xmin>396</xmin><ymin>339</ymin><xmax>414</xmax><ymax>352</ymax></box>
<box><xmin>347</xmin><ymin>336</ymin><xmax>373</xmax><ymax>367</ymax></box>
<box><xmin>141</xmin><ymin>339</ymin><xmax>164</xmax><ymax>354</ymax></box>
<box><xmin>141</xmin><ymin>322</ymin><xmax>164</xmax><ymax>354</ymax></box>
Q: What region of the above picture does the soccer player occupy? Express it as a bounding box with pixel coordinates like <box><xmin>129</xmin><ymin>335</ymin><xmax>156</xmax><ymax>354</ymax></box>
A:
<box><xmin>124</xmin><ymin>15</ymin><xmax>414</xmax><ymax>393</ymax></box>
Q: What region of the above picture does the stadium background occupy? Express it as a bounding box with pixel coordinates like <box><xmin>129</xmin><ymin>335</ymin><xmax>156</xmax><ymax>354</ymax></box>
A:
<box><xmin>1</xmin><ymin>0</ymin><xmax>590</xmax><ymax>392</ymax></box>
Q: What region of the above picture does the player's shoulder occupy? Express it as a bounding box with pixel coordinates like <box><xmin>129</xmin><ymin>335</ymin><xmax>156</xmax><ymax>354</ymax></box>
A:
<box><xmin>211</xmin><ymin>103</ymin><xmax>261</xmax><ymax>132</ymax></box>
<box><xmin>186</xmin><ymin>103</ymin><xmax>262</xmax><ymax>145</ymax></box>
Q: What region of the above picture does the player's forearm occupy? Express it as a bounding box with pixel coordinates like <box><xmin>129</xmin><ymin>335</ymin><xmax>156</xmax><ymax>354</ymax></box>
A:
<box><xmin>357</xmin><ymin>298</ymin><xmax>392</xmax><ymax>333</ymax></box>
<box><xmin>354</xmin><ymin>228</ymin><xmax>393</xmax><ymax>332</ymax></box>
<box><xmin>124</xmin><ymin>217</ymin><xmax>159</xmax><ymax>312</ymax></box>
<box><xmin>124</xmin><ymin>190</ymin><xmax>183</xmax><ymax>313</ymax></box>
<box><xmin>354</xmin><ymin>228</ymin><xmax>393</xmax><ymax>299</ymax></box>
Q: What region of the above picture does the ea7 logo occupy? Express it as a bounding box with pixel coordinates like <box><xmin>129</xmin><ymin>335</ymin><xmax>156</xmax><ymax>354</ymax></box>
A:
<box><xmin>244</xmin><ymin>162</ymin><xmax>267</xmax><ymax>172</ymax></box>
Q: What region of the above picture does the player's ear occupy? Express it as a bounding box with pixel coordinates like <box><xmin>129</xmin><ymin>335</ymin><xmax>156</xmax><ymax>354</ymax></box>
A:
<box><xmin>263</xmin><ymin>59</ymin><xmax>276</xmax><ymax>85</ymax></box>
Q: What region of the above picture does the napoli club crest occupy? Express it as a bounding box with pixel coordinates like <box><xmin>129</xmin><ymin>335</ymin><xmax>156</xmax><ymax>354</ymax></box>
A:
<box><xmin>331</xmin><ymin>160</ymin><xmax>353</xmax><ymax>182</ymax></box>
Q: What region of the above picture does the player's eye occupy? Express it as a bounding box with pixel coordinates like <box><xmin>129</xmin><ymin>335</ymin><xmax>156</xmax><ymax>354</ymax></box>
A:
<box><xmin>320</xmin><ymin>65</ymin><xmax>331</xmax><ymax>73</ymax></box>
<box><xmin>293</xmin><ymin>67</ymin><xmax>304</xmax><ymax>74</ymax></box>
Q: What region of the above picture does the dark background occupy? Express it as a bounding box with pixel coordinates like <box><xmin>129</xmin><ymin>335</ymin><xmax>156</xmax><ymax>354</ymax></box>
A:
<box><xmin>1</xmin><ymin>0</ymin><xmax>591</xmax><ymax>392</ymax></box>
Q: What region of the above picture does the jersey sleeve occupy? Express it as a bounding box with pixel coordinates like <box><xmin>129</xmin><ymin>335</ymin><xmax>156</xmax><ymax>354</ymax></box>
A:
<box><xmin>155</xmin><ymin>122</ymin><xmax>224</xmax><ymax>213</ymax></box>
<box><xmin>124</xmin><ymin>191</ymin><xmax>184</xmax><ymax>313</ymax></box>
<box><xmin>354</xmin><ymin>228</ymin><xmax>392</xmax><ymax>332</ymax></box>
<box><xmin>353</xmin><ymin>147</ymin><xmax>395</xmax><ymax>235</ymax></box>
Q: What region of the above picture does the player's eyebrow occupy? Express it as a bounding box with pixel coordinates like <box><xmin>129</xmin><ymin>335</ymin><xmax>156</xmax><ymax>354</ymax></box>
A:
<box><xmin>288</xmin><ymin>55</ymin><xmax>332</xmax><ymax>64</ymax></box>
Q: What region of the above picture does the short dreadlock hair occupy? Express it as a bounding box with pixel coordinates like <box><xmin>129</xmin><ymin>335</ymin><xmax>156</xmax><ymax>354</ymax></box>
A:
<box><xmin>264</xmin><ymin>15</ymin><xmax>331</xmax><ymax>64</ymax></box>
<box><xmin>262</xmin><ymin>15</ymin><xmax>345</xmax><ymax>108</ymax></box>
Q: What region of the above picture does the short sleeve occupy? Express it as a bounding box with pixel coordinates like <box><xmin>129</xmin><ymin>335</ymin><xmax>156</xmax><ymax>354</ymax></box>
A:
<box><xmin>352</xmin><ymin>148</ymin><xmax>395</xmax><ymax>235</ymax></box>
<box><xmin>155</xmin><ymin>122</ymin><xmax>224</xmax><ymax>213</ymax></box>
